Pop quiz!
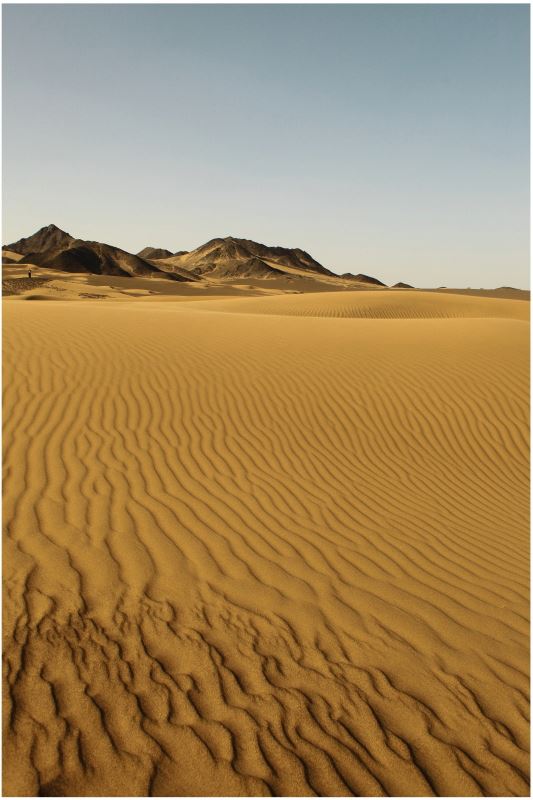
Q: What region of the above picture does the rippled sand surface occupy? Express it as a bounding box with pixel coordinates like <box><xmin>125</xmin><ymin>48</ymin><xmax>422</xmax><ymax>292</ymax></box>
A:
<box><xmin>3</xmin><ymin>290</ymin><xmax>529</xmax><ymax>795</ymax></box>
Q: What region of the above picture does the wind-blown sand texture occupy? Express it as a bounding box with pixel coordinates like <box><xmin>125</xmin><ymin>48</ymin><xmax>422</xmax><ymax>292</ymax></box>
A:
<box><xmin>3</xmin><ymin>288</ymin><xmax>529</xmax><ymax>796</ymax></box>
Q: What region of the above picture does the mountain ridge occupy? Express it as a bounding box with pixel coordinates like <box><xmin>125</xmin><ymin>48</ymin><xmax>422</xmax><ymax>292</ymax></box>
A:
<box><xmin>3</xmin><ymin>225</ymin><xmax>389</xmax><ymax>285</ymax></box>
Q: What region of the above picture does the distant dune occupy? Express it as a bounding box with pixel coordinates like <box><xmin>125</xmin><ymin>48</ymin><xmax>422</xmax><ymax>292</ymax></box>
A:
<box><xmin>189</xmin><ymin>289</ymin><xmax>529</xmax><ymax>320</ymax></box>
<box><xmin>3</xmin><ymin>279</ymin><xmax>529</xmax><ymax>796</ymax></box>
<box><xmin>1</xmin><ymin>250</ymin><xmax>24</xmax><ymax>264</ymax></box>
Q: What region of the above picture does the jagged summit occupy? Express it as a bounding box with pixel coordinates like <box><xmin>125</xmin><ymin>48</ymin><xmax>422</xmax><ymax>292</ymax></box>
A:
<box><xmin>4</xmin><ymin>224</ymin><xmax>75</xmax><ymax>256</ymax></box>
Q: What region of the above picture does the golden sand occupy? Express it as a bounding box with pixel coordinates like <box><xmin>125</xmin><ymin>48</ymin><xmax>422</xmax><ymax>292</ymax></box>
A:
<box><xmin>3</xmin><ymin>288</ymin><xmax>529</xmax><ymax>795</ymax></box>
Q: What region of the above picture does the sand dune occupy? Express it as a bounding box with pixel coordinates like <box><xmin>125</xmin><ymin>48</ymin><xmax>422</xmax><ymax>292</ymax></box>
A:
<box><xmin>3</xmin><ymin>290</ymin><xmax>529</xmax><ymax>795</ymax></box>
<box><xmin>2</xmin><ymin>250</ymin><xmax>24</xmax><ymax>262</ymax></box>
<box><xmin>183</xmin><ymin>289</ymin><xmax>530</xmax><ymax>321</ymax></box>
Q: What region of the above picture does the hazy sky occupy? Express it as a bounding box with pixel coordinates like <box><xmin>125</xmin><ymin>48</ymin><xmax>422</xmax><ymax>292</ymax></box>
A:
<box><xmin>3</xmin><ymin>4</ymin><xmax>530</xmax><ymax>287</ymax></box>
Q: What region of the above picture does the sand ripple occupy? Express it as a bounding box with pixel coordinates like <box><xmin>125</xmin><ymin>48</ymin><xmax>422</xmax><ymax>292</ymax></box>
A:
<box><xmin>3</xmin><ymin>296</ymin><xmax>529</xmax><ymax>795</ymax></box>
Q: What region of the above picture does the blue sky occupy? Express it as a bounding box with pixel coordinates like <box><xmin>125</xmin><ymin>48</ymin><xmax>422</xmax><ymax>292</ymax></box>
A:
<box><xmin>3</xmin><ymin>4</ymin><xmax>530</xmax><ymax>287</ymax></box>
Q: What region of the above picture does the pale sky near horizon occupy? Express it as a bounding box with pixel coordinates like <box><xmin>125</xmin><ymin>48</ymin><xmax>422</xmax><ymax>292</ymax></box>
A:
<box><xmin>3</xmin><ymin>4</ymin><xmax>530</xmax><ymax>288</ymax></box>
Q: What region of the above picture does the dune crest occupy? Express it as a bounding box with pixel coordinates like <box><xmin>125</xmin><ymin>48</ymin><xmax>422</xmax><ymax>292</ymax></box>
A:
<box><xmin>184</xmin><ymin>289</ymin><xmax>530</xmax><ymax>321</ymax></box>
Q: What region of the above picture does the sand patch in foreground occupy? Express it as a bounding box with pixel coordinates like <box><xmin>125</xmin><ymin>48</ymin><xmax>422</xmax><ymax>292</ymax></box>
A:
<box><xmin>3</xmin><ymin>293</ymin><xmax>529</xmax><ymax>796</ymax></box>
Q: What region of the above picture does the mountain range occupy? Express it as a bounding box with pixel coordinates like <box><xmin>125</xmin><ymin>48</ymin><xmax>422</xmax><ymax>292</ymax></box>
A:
<box><xmin>3</xmin><ymin>224</ymin><xmax>388</xmax><ymax>285</ymax></box>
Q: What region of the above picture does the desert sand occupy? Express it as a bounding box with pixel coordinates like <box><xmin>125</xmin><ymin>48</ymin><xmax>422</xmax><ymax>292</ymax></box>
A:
<box><xmin>3</xmin><ymin>281</ymin><xmax>529</xmax><ymax>796</ymax></box>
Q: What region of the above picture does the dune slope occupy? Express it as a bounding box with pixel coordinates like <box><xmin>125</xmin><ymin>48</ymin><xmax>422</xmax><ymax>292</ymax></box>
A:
<box><xmin>187</xmin><ymin>289</ymin><xmax>530</xmax><ymax>320</ymax></box>
<box><xmin>3</xmin><ymin>292</ymin><xmax>529</xmax><ymax>796</ymax></box>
